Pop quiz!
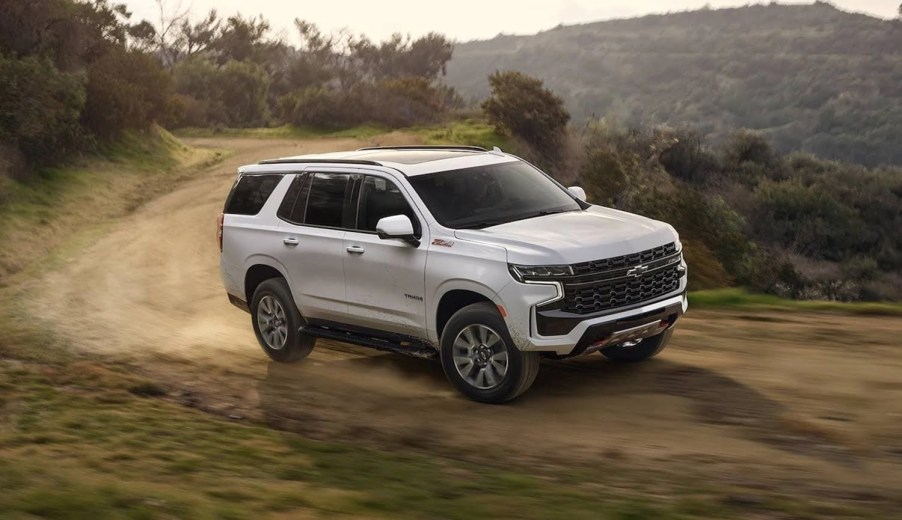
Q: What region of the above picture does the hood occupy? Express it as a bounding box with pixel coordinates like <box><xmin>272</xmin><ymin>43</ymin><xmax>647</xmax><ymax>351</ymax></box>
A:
<box><xmin>454</xmin><ymin>206</ymin><xmax>678</xmax><ymax>265</ymax></box>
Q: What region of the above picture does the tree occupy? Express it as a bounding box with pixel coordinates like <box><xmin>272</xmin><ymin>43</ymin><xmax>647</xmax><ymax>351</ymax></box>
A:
<box><xmin>81</xmin><ymin>48</ymin><xmax>177</xmax><ymax>138</ymax></box>
<box><xmin>481</xmin><ymin>71</ymin><xmax>570</xmax><ymax>155</ymax></box>
<box><xmin>175</xmin><ymin>10</ymin><xmax>220</xmax><ymax>59</ymax></box>
<box><xmin>0</xmin><ymin>55</ymin><xmax>86</xmax><ymax>165</ymax></box>
<box><xmin>210</xmin><ymin>14</ymin><xmax>272</xmax><ymax>64</ymax></box>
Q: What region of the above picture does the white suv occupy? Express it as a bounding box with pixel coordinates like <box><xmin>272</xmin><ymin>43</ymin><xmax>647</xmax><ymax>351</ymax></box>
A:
<box><xmin>219</xmin><ymin>146</ymin><xmax>687</xmax><ymax>403</ymax></box>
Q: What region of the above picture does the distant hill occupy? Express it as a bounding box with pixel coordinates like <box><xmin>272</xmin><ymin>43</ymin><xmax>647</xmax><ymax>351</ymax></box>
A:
<box><xmin>446</xmin><ymin>2</ymin><xmax>902</xmax><ymax>166</ymax></box>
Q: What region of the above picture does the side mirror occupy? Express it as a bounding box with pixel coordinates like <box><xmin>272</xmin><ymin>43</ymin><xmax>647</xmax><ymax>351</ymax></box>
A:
<box><xmin>567</xmin><ymin>186</ymin><xmax>587</xmax><ymax>202</ymax></box>
<box><xmin>376</xmin><ymin>215</ymin><xmax>420</xmax><ymax>246</ymax></box>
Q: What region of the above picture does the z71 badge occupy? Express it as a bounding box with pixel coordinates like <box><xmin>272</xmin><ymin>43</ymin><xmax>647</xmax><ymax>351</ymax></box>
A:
<box><xmin>431</xmin><ymin>238</ymin><xmax>454</xmax><ymax>247</ymax></box>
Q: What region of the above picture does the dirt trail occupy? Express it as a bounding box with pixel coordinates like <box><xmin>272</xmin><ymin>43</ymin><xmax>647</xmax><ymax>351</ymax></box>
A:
<box><xmin>31</xmin><ymin>136</ymin><xmax>902</xmax><ymax>502</ymax></box>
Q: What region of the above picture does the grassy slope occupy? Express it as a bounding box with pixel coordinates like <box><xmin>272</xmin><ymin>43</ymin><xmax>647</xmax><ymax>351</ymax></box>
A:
<box><xmin>172</xmin><ymin>119</ymin><xmax>518</xmax><ymax>153</ymax></box>
<box><xmin>0</xmin><ymin>129</ymin><xmax>882</xmax><ymax>518</ymax></box>
<box><xmin>173</xmin><ymin>124</ymin><xmax>389</xmax><ymax>140</ymax></box>
<box><xmin>689</xmin><ymin>288</ymin><xmax>902</xmax><ymax>316</ymax></box>
<box><xmin>0</xmin><ymin>128</ymin><xmax>224</xmax><ymax>284</ymax></box>
<box><xmin>0</xmin><ymin>360</ymin><xmax>734</xmax><ymax>520</ymax></box>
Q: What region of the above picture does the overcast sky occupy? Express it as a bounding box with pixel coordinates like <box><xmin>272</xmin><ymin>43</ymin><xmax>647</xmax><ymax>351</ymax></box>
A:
<box><xmin>123</xmin><ymin>0</ymin><xmax>899</xmax><ymax>42</ymax></box>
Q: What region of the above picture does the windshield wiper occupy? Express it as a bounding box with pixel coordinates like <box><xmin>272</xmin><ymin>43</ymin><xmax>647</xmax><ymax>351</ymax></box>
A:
<box><xmin>534</xmin><ymin>209</ymin><xmax>569</xmax><ymax>217</ymax></box>
<box><xmin>456</xmin><ymin>220</ymin><xmax>506</xmax><ymax>230</ymax></box>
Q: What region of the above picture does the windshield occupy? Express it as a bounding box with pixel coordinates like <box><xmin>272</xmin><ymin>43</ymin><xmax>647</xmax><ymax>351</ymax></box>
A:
<box><xmin>408</xmin><ymin>161</ymin><xmax>582</xmax><ymax>229</ymax></box>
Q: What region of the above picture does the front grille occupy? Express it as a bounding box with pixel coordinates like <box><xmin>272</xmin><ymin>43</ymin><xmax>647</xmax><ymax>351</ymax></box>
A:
<box><xmin>560</xmin><ymin>242</ymin><xmax>682</xmax><ymax>315</ymax></box>
<box><xmin>571</xmin><ymin>242</ymin><xmax>677</xmax><ymax>276</ymax></box>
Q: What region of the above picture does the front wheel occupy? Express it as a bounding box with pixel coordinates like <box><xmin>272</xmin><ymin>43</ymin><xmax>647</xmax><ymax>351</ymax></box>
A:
<box><xmin>440</xmin><ymin>302</ymin><xmax>539</xmax><ymax>404</ymax></box>
<box><xmin>600</xmin><ymin>328</ymin><xmax>673</xmax><ymax>363</ymax></box>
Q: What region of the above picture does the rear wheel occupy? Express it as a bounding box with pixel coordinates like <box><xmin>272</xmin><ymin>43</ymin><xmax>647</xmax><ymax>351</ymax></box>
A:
<box><xmin>440</xmin><ymin>302</ymin><xmax>539</xmax><ymax>404</ymax></box>
<box><xmin>251</xmin><ymin>278</ymin><xmax>315</xmax><ymax>363</ymax></box>
<box><xmin>600</xmin><ymin>328</ymin><xmax>673</xmax><ymax>363</ymax></box>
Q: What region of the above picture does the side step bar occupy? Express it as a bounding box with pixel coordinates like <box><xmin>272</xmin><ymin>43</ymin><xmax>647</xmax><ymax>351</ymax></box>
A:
<box><xmin>300</xmin><ymin>325</ymin><xmax>439</xmax><ymax>361</ymax></box>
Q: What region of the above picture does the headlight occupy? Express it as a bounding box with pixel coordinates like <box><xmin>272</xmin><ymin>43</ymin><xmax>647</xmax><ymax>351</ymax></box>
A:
<box><xmin>509</xmin><ymin>264</ymin><xmax>573</xmax><ymax>282</ymax></box>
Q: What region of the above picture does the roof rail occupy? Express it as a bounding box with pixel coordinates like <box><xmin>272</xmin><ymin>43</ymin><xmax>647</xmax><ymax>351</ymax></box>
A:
<box><xmin>356</xmin><ymin>145</ymin><xmax>487</xmax><ymax>152</ymax></box>
<box><xmin>258</xmin><ymin>158</ymin><xmax>382</xmax><ymax>166</ymax></box>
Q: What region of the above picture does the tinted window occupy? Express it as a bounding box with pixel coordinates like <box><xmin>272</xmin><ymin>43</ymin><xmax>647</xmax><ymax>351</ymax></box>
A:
<box><xmin>408</xmin><ymin>161</ymin><xmax>581</xmax><ymax>229</ymax></box>
<box><xmin>357</xmin><ymin>176</ymin><xmax>421</xmax><ymax>236</ymax></box>
<box><xmin>224</xmin><ymin>174</ymin><xmax>283</xmax><ymax>215</ymax></box>
<box><xmin>305</xmin><ymin>173</ymin><xmax>349</xmax><ymax>228</ymax></box>
<box><xmin>276</xmin><ymin>174</ymin><xmax>310</xmax><ymax>224</ymax></box>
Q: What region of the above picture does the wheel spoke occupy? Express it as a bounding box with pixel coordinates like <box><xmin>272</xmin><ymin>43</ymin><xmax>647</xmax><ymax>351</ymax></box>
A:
<box><xmin>475</xmin><ymin>368</ymin><xmax>486</xmax><ymax>388</ymax></box>
<box><xmin>454</xmin><ymin>356</ymin><xmax>474</xmax><ymax>377</ymax></box>
<box><xmin>485</xmin><ymin>330</ymin><xmax>500</xmax><ymax>348</ymax></box>
<box><xmin>477</xmin><ymin>326</ymin><xmax>489</xmax><ymax>345</ymax></box>
<box><xmin>484</xmin><ymin>365</ymin><xmax>498</xmax><ymax>387</ymax></box>
<box><xmin>454</xmin><ymin>337</ymin><xmax>473</xmax><ymax>354</ymax></box>
<box><xmin>260</xmin><ymin>297</ymin><xmax>272</xmax><ymax>315</ymax></box>
<box><xmin>461</xmin><ymin>327</ymin><xmax>477</xmax><ymax>347</ymax></box>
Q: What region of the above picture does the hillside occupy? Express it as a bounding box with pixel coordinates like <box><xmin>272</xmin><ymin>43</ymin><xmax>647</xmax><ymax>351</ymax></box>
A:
<box><xmin>445</xmin><ymin>2</ymin><xmax>902</xmax><ymax>166</ymax></box>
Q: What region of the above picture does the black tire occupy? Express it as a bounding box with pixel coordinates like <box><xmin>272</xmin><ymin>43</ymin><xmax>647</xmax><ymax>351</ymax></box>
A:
<box><xmin>440</xmin><ymin>302</ymin><xmax>540</xmax><ymax>404</ymax></box>
<box><xmin>600</xmin><ymin>328</ymin><xmax>673</xmax><ymax>363</ymax></box>
<box><xmin>250</xmin><ymin>278</ymin><xmax>315</xmax><ymax>363</ymax></box>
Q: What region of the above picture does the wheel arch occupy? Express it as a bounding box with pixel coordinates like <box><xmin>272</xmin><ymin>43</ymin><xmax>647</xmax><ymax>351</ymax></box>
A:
<box><xmin>244</xmin><ymin>257</ymin><xmax>290</xmax><ymax>303</ymax></box>
<box><xmin>434</xmin><ymin>288</ymin><xmax>497</xmax><ymax>341</ymax></box>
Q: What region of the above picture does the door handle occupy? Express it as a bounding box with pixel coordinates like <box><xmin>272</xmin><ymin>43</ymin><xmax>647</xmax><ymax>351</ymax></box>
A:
<box><xmin>346</xmin><ymin>245</ymin><xmax>365</xmax><ymax>255</ymax></box>
<box><xmin>283</xmin><ymin>237</ymin><xmax>299</xmax><ymax>246</ymax></box>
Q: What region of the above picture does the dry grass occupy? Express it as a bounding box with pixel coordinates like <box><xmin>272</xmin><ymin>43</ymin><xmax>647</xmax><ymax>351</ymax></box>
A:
<box><xmin>0</xmin><ymin>127</ymin><xmax>224</xmax><ymax>284</ymax></box>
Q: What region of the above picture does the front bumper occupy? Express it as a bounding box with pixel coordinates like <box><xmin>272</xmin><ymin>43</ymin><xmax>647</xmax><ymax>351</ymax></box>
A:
<box><xmin>498</xmin><ymin>284</ymin><xmax>687</xmax><ymax>356</ymax></box>
<box><xmin>562</xmin><ymin>294</ymin><xmax>685</xmax><ymax>357</ymax></box>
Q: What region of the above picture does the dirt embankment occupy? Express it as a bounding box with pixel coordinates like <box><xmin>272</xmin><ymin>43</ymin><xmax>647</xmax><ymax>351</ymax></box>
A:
<box><xmin>28</xmin><ymin>135</ymin><xmax>902</xmax><ymax>508</ymax></box>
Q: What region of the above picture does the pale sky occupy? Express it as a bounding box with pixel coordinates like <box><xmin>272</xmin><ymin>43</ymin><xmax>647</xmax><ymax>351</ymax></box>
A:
<box><xmin>123</xmin><ymin>0</ymin><xmax>899</xmax><ymax>42</ymax></box>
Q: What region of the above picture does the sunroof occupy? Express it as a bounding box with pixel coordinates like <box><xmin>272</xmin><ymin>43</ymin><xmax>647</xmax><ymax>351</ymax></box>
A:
<box><xmin>353</xmin><ymin>150</ymin><xmax>481</xmax><ymax>165</ymax></box>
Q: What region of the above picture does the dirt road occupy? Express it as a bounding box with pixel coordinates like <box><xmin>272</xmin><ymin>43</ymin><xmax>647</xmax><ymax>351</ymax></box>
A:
<box><xmin>30</xmin><ymin>136</ymin><xmax>902</xmax><ymax>505</ymax></box>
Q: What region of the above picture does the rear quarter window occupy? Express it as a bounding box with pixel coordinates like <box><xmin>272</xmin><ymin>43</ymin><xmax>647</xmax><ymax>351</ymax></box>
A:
<box><xmin>224</xmin><ymin>174</ymin><xmax>283</xmax><ymax>215</ymax></box>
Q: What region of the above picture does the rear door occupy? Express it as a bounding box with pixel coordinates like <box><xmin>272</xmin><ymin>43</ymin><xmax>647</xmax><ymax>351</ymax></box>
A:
<box><xmin>343</xmin><ymin>174</ymin><xmax>429</xmax><ymax>338</ymax></box>
<box><xmin>277</xmin><ymin>171</ymin><xmax>353</xmax><ymax>322</ymax></box>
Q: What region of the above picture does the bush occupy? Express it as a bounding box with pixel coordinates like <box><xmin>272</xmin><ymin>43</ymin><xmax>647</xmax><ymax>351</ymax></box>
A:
<box><xmin>278</xmin><ymin>87</ymin><xmax>361</xmax><ymax>129</ymax></box>
<box><xmin>0</xmin><ymin>55</ymin><xmax>86</xmax><ymax>165</ymax></box>
<box><xmin>173</xmin><ymin>58</ymin><xmax>270</xmax><ymax>128</ymax></box>
<box><xmin>81</xmin><ymin>49</ymin><xmax>177</xmax><ymax>139</ymax></box>
<box><xmin>658</xmin><ymin>128</ymin><xmax>720</xmax><ymax>183</ymax></box>
<box><xmin>482</xmin><ymin>71</ymin><xmax>570</xmax><ymax>156</ymax></box>
<box><xmin>751</xmin><ymin>179</ymin><xmax>865</xmax><ymax>262</ymax></box>
<box><xmin>278</xmin><ymin>77</ymin><xmax>448</xmax><ymax>129</ymax></box>
<box><xmin>219</xmin><ymin>60</ymin><xmax>271</xmax><ymax>127</ymax></box>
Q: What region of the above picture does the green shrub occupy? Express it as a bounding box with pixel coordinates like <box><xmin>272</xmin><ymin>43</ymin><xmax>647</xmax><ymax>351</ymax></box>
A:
<box><xmin>81</xmin><ymin>49</ymin><xmax>177</xmax><ymax>139</ymax></box>
<box><xmin>173</xmin><ymin>58</ymin><xmax>270</xmax><ymax>128</ymax></box>
<box><xmin>219</xmin><ymin>60</ymin><xmax>271</xmax><ymax>127</ymax></box>
<box><xmin>482</xmin><ymin>71</ymin><xmax>570</xmax><ymax>156</ymax></box>
<box><xmin>0</xmin><ymin>56</ymin><xmax>86</xmax><ymax>165</ymax></box>
<box><xmin>278</xmin><ymin>87</ymin><xmax>360</xmax><ymax>129</ymax></box>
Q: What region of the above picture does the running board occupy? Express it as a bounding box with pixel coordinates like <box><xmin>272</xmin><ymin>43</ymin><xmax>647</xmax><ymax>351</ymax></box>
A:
<box><xmin>300</xmin><ymin>325</ymin><xmax>439</xmax><ymax>361</ymax></box>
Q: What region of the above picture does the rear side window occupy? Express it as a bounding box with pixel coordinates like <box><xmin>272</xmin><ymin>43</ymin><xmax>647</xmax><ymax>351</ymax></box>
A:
<box><xmin>224</xmin><ymin>174</ymin><xmax>283</xmax><ymax>215</ymax></box>
<box><xmin>305</xmin><ymin>173</ymin><xmax>350</xmax><ymax>228</ymax></box>
<box><xmin>276</xmin><ymin>174</ymin><xmax>311</xmax><ymax>224</ymax></box>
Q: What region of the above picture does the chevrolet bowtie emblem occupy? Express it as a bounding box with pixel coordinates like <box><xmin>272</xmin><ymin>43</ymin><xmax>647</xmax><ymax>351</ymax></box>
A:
<box><xmin>626</xmin><ymin>265</ymin><xmax>649</xmax><ymax>277</ymax></box>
